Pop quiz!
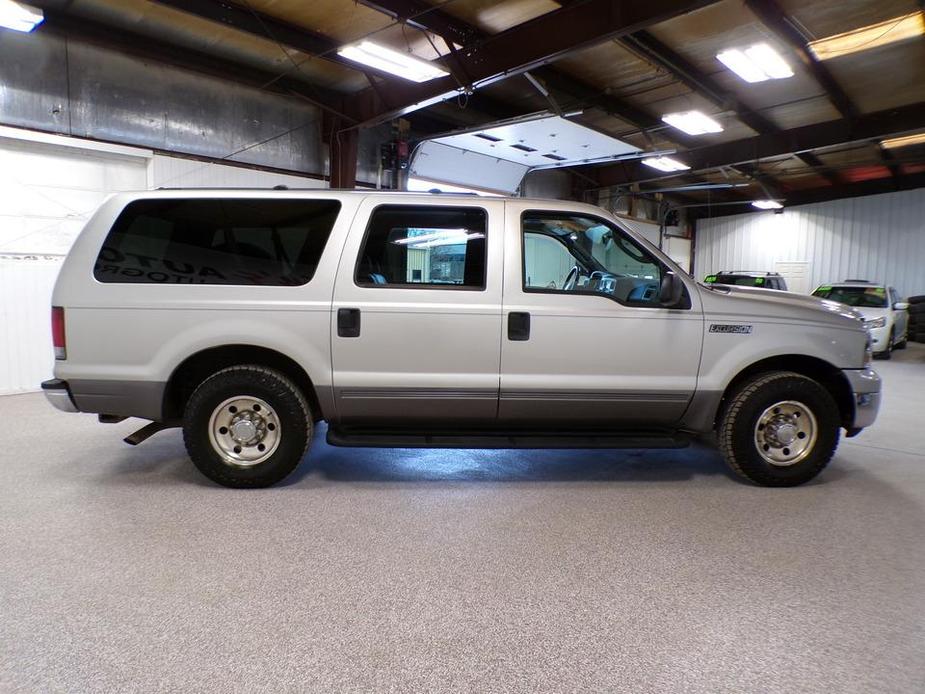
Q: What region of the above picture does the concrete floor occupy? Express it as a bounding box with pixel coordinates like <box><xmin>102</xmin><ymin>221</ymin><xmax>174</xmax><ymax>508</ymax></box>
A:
<box><xmin>2</xmin><ymin>347</ymin><xmax>925</xmax><ymax>693</ymax></box>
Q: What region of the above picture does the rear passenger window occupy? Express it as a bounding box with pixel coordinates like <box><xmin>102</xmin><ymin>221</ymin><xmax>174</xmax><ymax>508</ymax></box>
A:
<box><xmin>355</xmin><ymin>205</ymin><xmax>487</xmax><ymax>289</ymax></box>
<box><xmin>94</xmin><ymin>198</ymin><xmax>341</xmax><ymax>286</ymax></box>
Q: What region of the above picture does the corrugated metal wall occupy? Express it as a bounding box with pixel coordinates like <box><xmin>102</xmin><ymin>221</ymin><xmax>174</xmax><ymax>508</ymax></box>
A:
<box><xmin>0</xmin><ymin>29</ymin><xmax>325</xmax><ymax>177</ymax></box>
<box><xmin>695</xmin><ymin>188</ymin><xmax>925</xmax><ymax>297</ymax></box>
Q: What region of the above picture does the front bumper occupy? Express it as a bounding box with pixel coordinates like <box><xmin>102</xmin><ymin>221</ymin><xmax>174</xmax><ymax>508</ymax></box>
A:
<box><xmin>41</xmin><ymin>379</ymin><xmax>79</xmax><ymax>413</ymax></box>
<box><xmin>867</xmin><ymin>324</ymin><xmax>890</xmax><ymax>353</ymax></box>
<box><xmin>841</xmin><ymin>368</ymin><xmax>881</xmax><ymax>430</ymax></box>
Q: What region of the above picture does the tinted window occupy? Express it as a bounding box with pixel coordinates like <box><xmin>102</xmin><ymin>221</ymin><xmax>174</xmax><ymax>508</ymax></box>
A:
<box><xmin>95</xmin><ymin>198</ymin><xmax>340</xmax><ymax>285</ymax></box>
<box><xmin>812</xmin><ymin>285</ymin><xmax>889</xmax><ymax>308</ymax></box>
<box><xmin>522</xmin><ymin>211</ymin><xmax>674</xmax><ymax>307</ymax></box>
<box><xmin>355</xmin><ymin>205</ymin><xmax>487</xmax><ymax>289</ymax></box>
<box><xmin>714</xmin><ymin>274</ymin><xmax>767</xmax><ymax>287</ymax></box>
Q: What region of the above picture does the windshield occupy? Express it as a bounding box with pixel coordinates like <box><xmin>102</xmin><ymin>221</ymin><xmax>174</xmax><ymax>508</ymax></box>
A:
<box><xmin>812</xmin><ymin>285</ymin><xmax>888</xmax><ymax>308</ymax></box>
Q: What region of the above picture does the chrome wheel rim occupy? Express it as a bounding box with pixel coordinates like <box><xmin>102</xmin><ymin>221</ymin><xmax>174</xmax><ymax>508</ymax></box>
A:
<box><xmin>754</xmin><ymin>400</ymin><xmax>817</xmax><ymax>466</ymax></box>
<box><xmin>208</xmin><ymin>396</ymin><xmax>281</xmax><ymax>467</ymax></box>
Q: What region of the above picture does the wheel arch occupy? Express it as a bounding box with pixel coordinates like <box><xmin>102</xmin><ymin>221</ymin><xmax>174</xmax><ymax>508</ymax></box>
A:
<box><xmin>163</xmin><ymin>344</ymin><xmax>325</xmax><ymax>422</ymax></box>
<box><xmin>714</xmin><ymin>355</ymin><xmax>854</xmax><ymax>431</ymax></box>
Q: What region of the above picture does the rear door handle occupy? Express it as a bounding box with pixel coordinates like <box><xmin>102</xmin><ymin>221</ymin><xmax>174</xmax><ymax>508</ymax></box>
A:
<box><xmin>508</xmin><ymin>312</ymin><xmax>530</xmax><ymax>341</ymax></box>
<box><xmin>337</xmin><ymin>308</ymin><xmax>361</xmax><ymax>338</ymax></box>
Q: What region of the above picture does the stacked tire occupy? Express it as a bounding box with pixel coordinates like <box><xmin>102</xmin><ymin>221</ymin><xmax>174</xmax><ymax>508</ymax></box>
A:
<box><xmin>909</xmin><ymin>295</ymin><xmax>925</xmax><ymax>344</ymax></box>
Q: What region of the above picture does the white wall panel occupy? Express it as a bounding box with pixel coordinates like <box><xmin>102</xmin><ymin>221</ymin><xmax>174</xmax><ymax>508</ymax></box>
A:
<box><xmin>695</xmin><ymin>188</ymin><xmax>925</xmax><ymax>297</ymax></box>
<box><xmin>0</xmin><ymin>255</ymin><xmax>62</xmax><ymax>395</ymax></box>
<box><xmin>150</xmin><ymin>155</ymin><xmax>326</xmax><ymax>190</ymax></box>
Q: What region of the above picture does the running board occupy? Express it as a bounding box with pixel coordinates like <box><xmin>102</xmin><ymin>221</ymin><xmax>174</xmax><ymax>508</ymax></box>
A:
<box><xmin>326</xmin><ymin>428</ymin><xmax>689</xmax><ymax>449</ymax></box>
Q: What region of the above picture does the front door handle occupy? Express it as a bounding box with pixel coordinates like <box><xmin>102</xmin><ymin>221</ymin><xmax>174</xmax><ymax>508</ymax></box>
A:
<box><xmin>508</xmin><ymin>312</ymin><xmax>530</xmax><ymax>341</ymax></box>
<box><xmin>337</xmin><ymin>308</ymin><xmax>361</xmax><ymax>338</ymax></box>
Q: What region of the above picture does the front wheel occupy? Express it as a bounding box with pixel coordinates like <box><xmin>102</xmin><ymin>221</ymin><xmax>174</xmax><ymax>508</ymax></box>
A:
<box><xmin>718</xmin><ymin>371</ymin><xmax>840</xmax><ymax>487</ymax></box>
<box><xmin>183</xmin><ymin>365</ymin><xmax>312</xmax><ymax>488</ymax></box>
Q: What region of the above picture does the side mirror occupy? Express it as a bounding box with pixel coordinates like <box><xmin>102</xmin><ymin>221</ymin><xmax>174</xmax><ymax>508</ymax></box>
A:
<box><xmin>894</xmin><ymin>301</ymin><xmax>909</xmax><ymax>311</ymax></box>
<box><xmin>659</xmin><ymin>272</ymin><xmax>684</xmax><ymax>307</ymax></box>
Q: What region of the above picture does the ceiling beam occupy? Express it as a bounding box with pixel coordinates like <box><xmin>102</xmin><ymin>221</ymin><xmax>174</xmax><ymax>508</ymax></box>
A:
<box><xmin>693</xmin><ymin>170</ymin><xmax>925</xmax><ymax>219</ymax></box>
<box><xmin>621</xmin><ymin>31</ymin><xmax>775</xmax><ymax>133</ymax></box>
<box><xmin>741</xmin><ymin>0</ymin><xmax>886</xmax><ymax>181</ymax></box>
<box><xmin>595</xmin><ymin>100</ymin><xmax>925</xmax><ymax>188</ymax></box>
<box><xmin>744</xmin><ymin>0</ymin><xmax>904</xmax><ymax>181</ymax></box>
<box><xmin>743</xmin><ymin>0</ymin><xmax>858</xmax><ymax>119</ymax></box>
<box><xmin>346</xmin><ymin>0</ymin><xmax>722</xmax><ymax>124</ymax></box>
<box><xmin>151</xmin><ymin>0</ymin><xmax>339</xmax><ymax>63</ymax></box>
<box><xmin>356</xmin><ymin>0</ymin><xmax>680</xmax><ymax>140</ymax></box>
<box><xmin>620</xmin><ymin>30</ymin><xmax>842</xmax><ymax>186</ymax></box>
<box><xmin>146</xmin><ymin>0</ymin><xmax>521</xmax><ymax>125</ymax></box>
<box><xmin>355</xmin><ymin>0</ymin><xmax>478</xmax><ymax>48</ymax></box>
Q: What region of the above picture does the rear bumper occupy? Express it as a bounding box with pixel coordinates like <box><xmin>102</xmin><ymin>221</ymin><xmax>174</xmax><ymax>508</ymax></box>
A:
<box><xmin>41</xmin><ymin>379</ymin><xmax>79</xmax><ymax>413</ymax></box>
<box><xmin>842</xmin><ymin>368</ymin><xmax>881</xmax><ymax>430</ymax></box>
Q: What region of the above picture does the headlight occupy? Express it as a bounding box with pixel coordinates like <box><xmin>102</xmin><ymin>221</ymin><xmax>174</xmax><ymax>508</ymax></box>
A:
<box><xmin>864</xmin><ymin>317</ymin><xmax>887</xmax><ymax>329</ymax></box>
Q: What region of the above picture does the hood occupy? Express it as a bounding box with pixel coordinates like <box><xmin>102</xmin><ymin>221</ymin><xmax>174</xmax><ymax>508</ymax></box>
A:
<box><xmin>853</xmin><ymin>306</ymin><xmax>889</xmax><ymax>321</ymax></box>
<box><xmin>698</xmin><ymin>284</ymin><xmax>865</xmax><ymax>329</ymax></box>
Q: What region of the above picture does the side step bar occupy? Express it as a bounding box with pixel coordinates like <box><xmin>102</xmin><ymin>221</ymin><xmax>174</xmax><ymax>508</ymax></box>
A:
<box><xmin>327</xmin><ymin>428</ymin><xmax>689</xmax><ymax>450</ymax></box>
<box><xmin>124</xmin><ymin>421</ymin><xmax>180</xmax><ymax>446</ymax></box>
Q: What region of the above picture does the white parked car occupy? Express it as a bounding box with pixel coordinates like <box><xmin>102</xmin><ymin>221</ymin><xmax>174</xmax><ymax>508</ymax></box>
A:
<box><xmin>811</xmin><ymin>281</ymin><xmax>909</xmax><ymax>359</ymax></box>
<box><xmin>43</xmin><ymin>191</ymin><xmax>880</xmax><ymax>488</ymax></box>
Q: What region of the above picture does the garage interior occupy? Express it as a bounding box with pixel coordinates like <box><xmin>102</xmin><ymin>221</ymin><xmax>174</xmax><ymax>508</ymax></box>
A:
<box><xmin>2</xmin><ymin>0</ymin><xmax>925</xmax><ymax>691</ymax></box>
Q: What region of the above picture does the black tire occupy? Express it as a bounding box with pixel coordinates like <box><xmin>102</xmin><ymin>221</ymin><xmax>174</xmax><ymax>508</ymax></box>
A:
<box><xmin>718</xmin><ymin>371</ymin><xmax>840</xmax><ymax>487</ymax></box>
<box><xmin>914</xmin><ymin>333</ymin><xmax>925</xmax><ymax>343</ymax></box>
<box><xmin>908</xmin><ymin>303</ymin><xmax>925</xmax><ymax>315</ymax></box>
<box><xmin>894</xmin><ymin>334</ymin><xmax>907</xmax><ymax>349</ymax></box>
<box><xmin>183</xmin><ymin>365</ymin><xmax>311</xmax><ymax>488</ymax></box>
<box><xmin>907</xmin><ymin>295</ymin><xmax>925</xmax><ymax>305</ymax></box>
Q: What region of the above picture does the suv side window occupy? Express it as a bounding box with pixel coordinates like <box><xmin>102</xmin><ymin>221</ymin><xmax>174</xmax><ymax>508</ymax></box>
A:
<box><xmin>94</xmin><ymin>198</ymin><xmax>341</xmax><ymax>286</ymax></box>
<box><xmin>522</xmin><ymin>211</ymin><xmax>676</xmax><ymax>307</ymax></box>
<box><xmin>355</xmin><ymin>205</ymin><xmax>487</xmax><ymax>289</ymax></box>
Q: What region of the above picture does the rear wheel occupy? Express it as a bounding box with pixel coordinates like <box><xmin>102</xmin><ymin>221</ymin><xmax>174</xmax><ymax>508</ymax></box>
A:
<box><xmin>718</xmin><ymin>371</ymin><xmax>840</xmax><ymax>487</ymax></box>
<box><xmin>183</xmin><ymin>365</ymin><xmax>311</xmax><ymax>488</ymax></box>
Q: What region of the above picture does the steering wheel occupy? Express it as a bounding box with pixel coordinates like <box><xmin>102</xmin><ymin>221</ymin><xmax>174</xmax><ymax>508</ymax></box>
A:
<box><xmin>563</xmin><ymin>265</ymin><xmax>580</xmax><ymax>291</ymax></box>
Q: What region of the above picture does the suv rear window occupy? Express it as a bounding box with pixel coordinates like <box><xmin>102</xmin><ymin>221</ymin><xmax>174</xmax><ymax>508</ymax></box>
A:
<box><xmin>94</xmin><ymin>198</ymin><xmax>341</xmax><ymax>286</ymax></box>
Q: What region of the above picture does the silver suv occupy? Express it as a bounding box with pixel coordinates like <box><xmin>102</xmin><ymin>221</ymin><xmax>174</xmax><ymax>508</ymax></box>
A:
<box><xmin>43</xmin><ymin>191</ymin><xmax>881</xmax><ymax>488</ymax></box>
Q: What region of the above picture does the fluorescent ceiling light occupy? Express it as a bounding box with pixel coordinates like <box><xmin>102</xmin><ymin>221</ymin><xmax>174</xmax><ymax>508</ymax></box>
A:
<box><xmin>641</xmin><ymin>156</ymin><xmax>691</xmax><ymax>172</ymax></box>
<box><xmin>0</xmin><ymin>0</ymin><xmax>43</xmax><ymax>32</ymax></box>
<box><xmin>337</xmin><ymin>41</ymin><xmax>448</xmax><ymax>82</ymax></box>
<box><xmin>808</xmin><ymin>11</ymin><xmax>925</xmax><ymax>60</ymax></box>
<box><xmin>881</xmin><ymin>132</ymin><xmax>925</xmax><ymax>149</ymax></box>
<box><xmin>717</xmin><ymin>43</ymin><xmax>793</xmax><ymax>82</ymax></box>
<box><xmin>662</xmin><ymin>110</ymin><xmax>724</xmax><ymax>136</ymax></box>
<box><xmin>751</xmin><ymin>200</ymin><xmax>783</xmax><ymax>210</ymax></box>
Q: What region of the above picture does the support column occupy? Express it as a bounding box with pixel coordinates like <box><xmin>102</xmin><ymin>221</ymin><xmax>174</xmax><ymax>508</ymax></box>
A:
<box><xmin>323</xmin><ymin>114</ymin><xmax>358</xmax><ymax>188</ymax></box>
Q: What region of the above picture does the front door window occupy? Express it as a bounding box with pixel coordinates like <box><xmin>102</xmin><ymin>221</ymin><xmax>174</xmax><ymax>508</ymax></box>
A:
<box><xmin>522</xmin><ymin>212</ymin><xmax>671</xmax><ymax>307</ymax></box>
